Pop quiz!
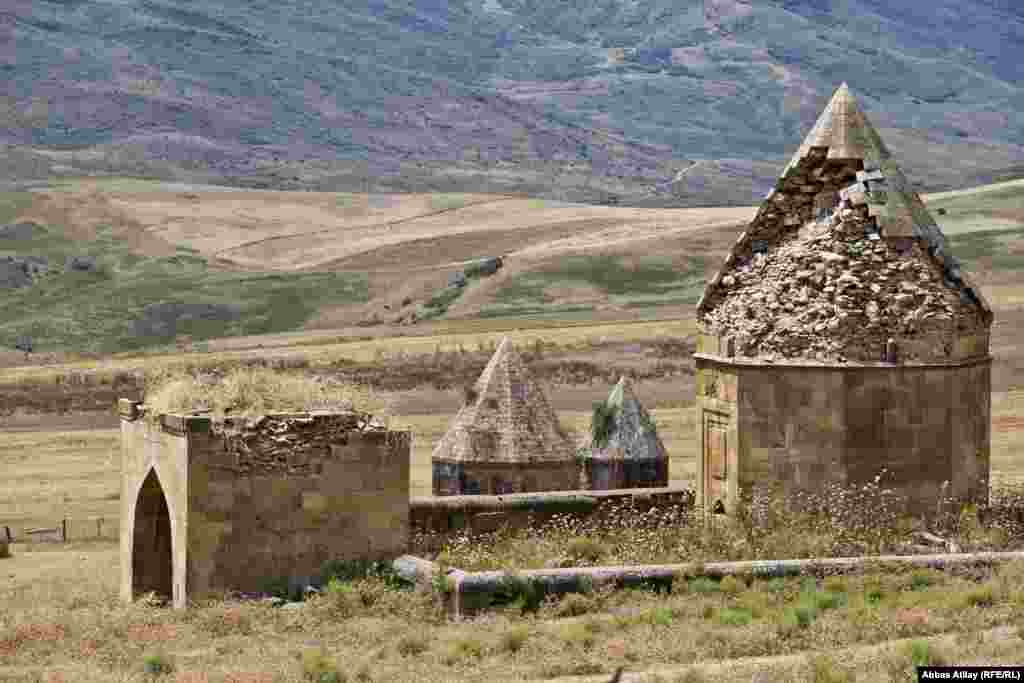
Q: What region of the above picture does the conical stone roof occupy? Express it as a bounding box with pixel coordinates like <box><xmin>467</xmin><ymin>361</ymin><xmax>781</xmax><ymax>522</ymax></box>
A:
<box><xmin>697</xmin><ymin>83</ymin><xmax>992</xmax><ymax>363</ymax></box>
<box><xmin>588</xmin><ymin>376</ymin><xmax>668</xmax><ymax>463</ymax></box>
<box><xmin>431</xmin><ymin>337</ymin><xmax>576</xmax><ymax>464</ymax></box>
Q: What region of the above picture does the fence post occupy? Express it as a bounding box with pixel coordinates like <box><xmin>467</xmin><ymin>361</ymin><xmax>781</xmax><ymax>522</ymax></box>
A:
<box><xmin>62</xmin><ymin>518</ymin><xmax>67</xmax><ymax>543</ymax></box>
<box><xmin>3</xmin><ymin>525</ymin><xmax>10</xmax><ymax>543</ymax></box>
<box><xmin>97</xmin><ymin>518</ymin><xmax>102</xmax><ymax>540</ymax></box>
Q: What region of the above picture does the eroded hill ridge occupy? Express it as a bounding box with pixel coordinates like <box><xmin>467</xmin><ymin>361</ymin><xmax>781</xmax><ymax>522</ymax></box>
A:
<box><xmin>697</xmin><ymin>84</ymin><xmax>992</xmax><ymax>363</ymax></box>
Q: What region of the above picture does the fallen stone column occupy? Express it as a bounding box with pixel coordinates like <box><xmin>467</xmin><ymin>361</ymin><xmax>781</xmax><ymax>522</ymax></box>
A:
<box><xmin>446</xmin><ymin>550</ymin><xmax>1024</xmax><ymax>618</ymax></box>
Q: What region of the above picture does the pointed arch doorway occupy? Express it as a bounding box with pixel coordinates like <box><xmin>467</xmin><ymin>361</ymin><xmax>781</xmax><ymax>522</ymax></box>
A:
<box><xmin>132</xmin><ymin>468</ymin><xmax>173</xmax><ymax>602</ymax></box>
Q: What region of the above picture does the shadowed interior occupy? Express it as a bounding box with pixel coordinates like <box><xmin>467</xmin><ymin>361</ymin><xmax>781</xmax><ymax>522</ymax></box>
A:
<box><xmin>131</xmin><ymin>468</ymin><xmax>173</xmax><ymax>601</ymax></box>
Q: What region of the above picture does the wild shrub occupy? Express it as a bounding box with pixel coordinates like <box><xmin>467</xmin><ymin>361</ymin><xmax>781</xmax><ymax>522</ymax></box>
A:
<box><xmin>555</xmin><ymin>593</ymin><xmax>597</xmax><ymax>618</ymax></box>
<box><xmin>142</xmin><ymin>652</ymin><xmax>174</xmax><ymax>676</ymax></box>
<box><xmin>565</xmin><ymin>537</ymin><xmax>606</xmax><ymax>564</ymax></box>
<box><xmin>687</xmin><ymin>577</ymin><xmax>719</xmax><ymax>594</ymax></box>
<box><xmin>590</xmin><ymin>400</ymin><xmax>618</xmax><ymax>448</ymax></box>
<box><xmin>442</xmin><ymin>636</ymin><xmax>485</xmax><ymax>665</ymax></box>
<box><xmin>717</xmin><ymin>607</ymin><xmax>753</xmax><ymax>627</ymax></box>
<box><xmin>395</xmin><ymin>633</ymin><xmax>429</xmax><ymax>657</ymax></box>
<box><xmin>719</xmin><ymin>575</ymin><xmax>745</xmax><ymax>596</ymax></box>
<box><xmin>493</xmin><ymin>573</ymin><xmax>543</xmax><ymax>613</ymax></box>
<box><xmin>299</xmin><ymin>646</ymin><xmax>342</xmax><ymax>682</ymax></box>
<box><xmin>807</xmin><ymin>654</ymin><xmax>852</xmax><ymax>683</ymax></box>
<box><xmin>499</xmin><ymin>625</ymin><xmax>530</xmax><ymax>653</ymax></box>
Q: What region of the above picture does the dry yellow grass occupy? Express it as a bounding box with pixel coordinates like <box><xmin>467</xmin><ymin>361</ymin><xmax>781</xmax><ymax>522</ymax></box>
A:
<box><xmin>143</xmin><ymin>366</ymin><xmax>392</xmax><ymax>422</ymax></box>
<box><xmin>2</xmin><ymin>541</ymin><xmax>1023</xmax><ymax>683</ymax></box>
<box><xmin>0</xmin><ymin>317</ymin><xmax>697</xmax><ymax>385</ymax></box>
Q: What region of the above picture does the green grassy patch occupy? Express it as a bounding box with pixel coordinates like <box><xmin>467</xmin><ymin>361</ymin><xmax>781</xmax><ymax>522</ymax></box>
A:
<box><xmin>475</xmin><ymin>303</ymin><xmax>596</xmax><ymax>319</ymax></box>
<box><xmin>0</xmin><ymin>222</ymin><xmax>367</xmax><ymax>352</ymax></box>
<box><xmin>491</xmin><ymin>254</ymin><xmax>706</xmax><ymax>311</ymax></box>
<box><xmin>0</xmin><ymin>192</ymin><xmax>35</xmax><ymax>224</ymax></box>
<box><xmin>946</xmin><ymin>227</ymin><xmax>1024</xmax><ymax>271</ymax></box>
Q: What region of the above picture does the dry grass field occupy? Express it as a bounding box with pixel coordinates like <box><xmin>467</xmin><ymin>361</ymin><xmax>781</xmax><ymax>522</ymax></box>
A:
<box><xmin>3</xmin><ymin>178</ymin><xmax>1024</xmax><ymax>681</ymax></box>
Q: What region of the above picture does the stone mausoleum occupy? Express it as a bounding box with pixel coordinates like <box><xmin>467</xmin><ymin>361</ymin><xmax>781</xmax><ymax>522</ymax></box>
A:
<box><xmin>695</xmin><ymin>83</ymin><xmax>993</xmax><ymax>516</ymax></box>
<box><xmin>119</xmin><ymin>399</ymin><xmax>410</xmax><ymax>608</ymax></box>
<box><xmin>432</xmin><ymin>337</ymin><xmax>578</xmax><ymax>495</ymax></box>
<box><xmin>581</xmin><ymin>376</ymin><xmax>669</xmax><ymax>490</ymax></box>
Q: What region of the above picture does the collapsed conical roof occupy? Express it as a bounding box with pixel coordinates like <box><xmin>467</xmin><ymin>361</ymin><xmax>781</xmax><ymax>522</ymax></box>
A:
<box><xmin>588</xmin><ymin>376</ymin><xmax>668</xmax><ymax>462</ymax></box>
<box><xmin>697</xmin><ymin>83</ymin><xmax>991</xmax><ymax>363</ymax></box>
<box><xmin>431</xmin><ymin>337</ymin><xmax>575</xmax><ymax>464</ymax></box>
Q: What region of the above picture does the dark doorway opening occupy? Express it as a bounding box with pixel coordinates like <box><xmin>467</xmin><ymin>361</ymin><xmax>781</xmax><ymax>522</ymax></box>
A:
<box><xmin>132</xmin><ymin>468</ymin><xmax>173</xmax><ymax>603</ymax></box>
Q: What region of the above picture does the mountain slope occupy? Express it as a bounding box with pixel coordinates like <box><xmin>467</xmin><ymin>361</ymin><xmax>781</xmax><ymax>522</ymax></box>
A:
<box><xmin>2</xmin><ymin>0</ymin><xmax>1024</xmax><ymax>204</ymax></box>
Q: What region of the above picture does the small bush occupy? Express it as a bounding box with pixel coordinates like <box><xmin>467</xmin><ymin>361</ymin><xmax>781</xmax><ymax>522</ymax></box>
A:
<box><xmin>766</xmin><ymin>578</ymin><xmax>787</xmax><ymax>593</ymax></box>
<box><xmin>395</xmin><ymin>634</ymin><xmax>429</xmax><ymax>657</ymax></box>
<box><xmin>442</xmin><ymin>637</ymin><xmax>485</xmax><ymax>665</ymax></box>
<box><xmin>687</xmin><ymin>577</ymin><xmax>720</xmax><ymax>594</ymax></box>
<box><xmin>808</xmin><ymin>654</ymin><xmax>852</xmax><ymax>683</ymax></box>
<box><xmin>558</xmin><ymin>621</ymin><xmax>600</xmax><ymax>650</ymax></box>
<box><xmin>909</xmin><ymin>570</ymin><xmax>938</xmax><ymax>591</ymax></box>
<box><xmin>788</xmin><ymin>605</ymin><xmax>816</xmax><ymax>628</ymax></box>
<box><xmin>494</xmin><ymin>573</ymin><xmax>543</xmax><ymax>613</ymax></box>
<box><xmin>499</xmin><ymin>625</ymin><xmax>530</xmax><ymax>653</ymax></box>
<box><xmin>962</xmin><ymin>585</ymin><xmax>996</xmax><ymax>608</ymax></box>
<box><xmin>142</xmin><ymin>652</ymin><xmax>174</xmax><ymax>676</ymax></box>
<box><xmin>822</xmin><ymin>576</ymin><xmax>847</xmax><ymax>594</ymax></box>
<box><xmin>813</xmin><ymin>591</ymin><xmax>846</xmax><ymax>611</ymax></box>
<box><xmin>566</xmin><ymin>537</ymin><xmax>606</xmax><ymax>564</ymax></box>
<box><xmin>556</xmin><ymin>593</ymin><xmax>597</xmax><ymax>618</ymax></box>
<box><xmin>590</xmin><ymin>400</ymin><xmax>618</xmax><ymax>448</ymax></box>
<box><xmin>903</xmin><ymin>639</ymin><xmax>950</xmax><ymax>667</ymax></box>
<box><xmin>646</xmin><ymin>606</ymin><xmax>674</xmax><ymax>626</ymax></box>
<box><xmin>719</xmin><ymin>575</ymin><xmax>745</xmax><ymax>596</ymax></box>
<box><xmin>300</xmin><ymin>647</ymin><xmax>342</xmax><ymax>683</ymax></box>
<box><xmin>717</xmin><ymin>607</ymin><xmax>753</xmax><ymax>627</ymax></box>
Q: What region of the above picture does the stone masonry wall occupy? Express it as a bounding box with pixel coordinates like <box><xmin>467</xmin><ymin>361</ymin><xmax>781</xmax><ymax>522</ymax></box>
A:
<box><xmin>186</xmin><ymin>417</ymin><xmax>409</xmax><ymax>597</ymax></box>
<box><xmin>120</xmin><ymin>401</ymin><xmax>410</xmax><ymax>605</ymax></box>
<box><xmin>695</xmin><ymin>358</ymin><xmax>991</xmax><ymax>516</ymax></box>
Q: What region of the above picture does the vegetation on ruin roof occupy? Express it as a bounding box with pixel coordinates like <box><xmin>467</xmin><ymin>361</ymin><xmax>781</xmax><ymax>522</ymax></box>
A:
<box><xmin>142</xmin><ymin>366</ymin><xmax>392</xmax><ymax>423</ymax></box>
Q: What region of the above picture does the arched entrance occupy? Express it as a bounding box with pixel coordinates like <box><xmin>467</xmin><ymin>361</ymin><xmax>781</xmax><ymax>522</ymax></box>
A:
<box><xmin>132</xmin><ymin>468</ymin><xmax>173</xmax><ymax>602</ymax></box>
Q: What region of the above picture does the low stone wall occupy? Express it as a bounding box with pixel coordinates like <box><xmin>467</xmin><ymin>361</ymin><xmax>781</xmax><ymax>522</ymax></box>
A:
<box><xmin>410</xmin><ymin>486</ymin><xmax>693</xmax><ymax>539</ymax></box>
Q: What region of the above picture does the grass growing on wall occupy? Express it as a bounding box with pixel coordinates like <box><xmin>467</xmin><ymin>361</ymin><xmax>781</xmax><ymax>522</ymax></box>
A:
<box><xmin>143</xmin><ymin>366</ymin><xmax>391</xmax><ymax>421</ymax></box>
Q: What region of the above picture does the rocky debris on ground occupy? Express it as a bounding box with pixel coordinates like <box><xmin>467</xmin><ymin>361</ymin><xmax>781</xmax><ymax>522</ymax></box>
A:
<box><xmin>700</xmin><ymin>174</ymin><xmax>987</xmax><ymax>363</ymax></box>
<box><xmin>0</xmin><ymin>255</ymin><xmax>49</xmax><ymax>289</ymax></box>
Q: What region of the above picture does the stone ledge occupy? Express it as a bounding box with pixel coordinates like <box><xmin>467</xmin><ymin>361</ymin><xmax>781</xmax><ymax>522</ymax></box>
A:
<box><xmin>694</xmin><ymin>352</ymin><xmax>993</xmax><ymax>370</ymax></box>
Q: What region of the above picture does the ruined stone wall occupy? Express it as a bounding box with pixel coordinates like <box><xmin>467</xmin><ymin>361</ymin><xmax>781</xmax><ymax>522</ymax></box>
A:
<box><xmin>186</xmin><ymin>415</ymin><xmax>410</xmax><ymax>596</ymax></box>
<box><xmin>411</xmin><ymin>487</ymin><xmax>693</xmax><ymax>538</ymax></box>
<box><xmin>695</xmin><ymin>357</ymin><xmax>991</xmax><ymax>516</ymax></box>
<box><xmin>119</xmin><ymin>401</ymin><xmax>410</xmax><ymax>605</ymax></box>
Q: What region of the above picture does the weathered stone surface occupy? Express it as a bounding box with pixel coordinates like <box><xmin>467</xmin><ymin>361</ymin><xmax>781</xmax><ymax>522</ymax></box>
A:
<box><xmin>696</xmin><ymin>83</ymin><xmax>992</xmax><ymax>364</ymax></box>
<box><xmin>120</xmin><ymin>406</ymin><xmax>410</xmax><ymax>609</ymax></box>
<box><xmin>581</xmin><ymin>376</ymin><xmax>669</xmax><ymax>490</ymax></box>
<box><xmin>432</xmin><ymin>337</ymin><xmax>577</xmax><ymax>495</ymax></box>
<box><xmin>692</xmin><ymin>83</ymin><xmax>993</xmax><ymax>522</ymax></box>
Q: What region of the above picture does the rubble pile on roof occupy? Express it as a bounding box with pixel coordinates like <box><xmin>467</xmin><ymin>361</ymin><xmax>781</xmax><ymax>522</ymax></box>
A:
<box><xmin>697</xmin><ymin>84</ymin><xmax>991</xmax><ymax>363</ymax></box>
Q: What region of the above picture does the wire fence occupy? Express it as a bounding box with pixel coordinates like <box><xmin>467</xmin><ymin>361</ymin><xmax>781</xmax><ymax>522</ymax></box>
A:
<box><xmin>2</xmin><ymin>517</ymin><xmax>118</xmax><ymax>545</ymax></box>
